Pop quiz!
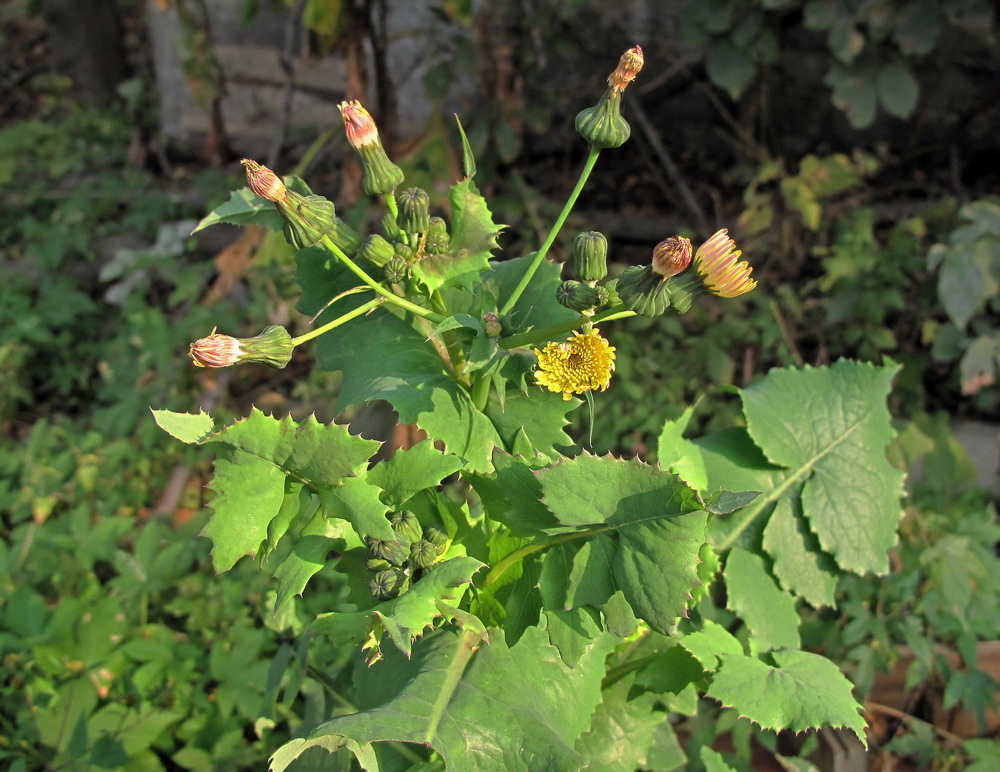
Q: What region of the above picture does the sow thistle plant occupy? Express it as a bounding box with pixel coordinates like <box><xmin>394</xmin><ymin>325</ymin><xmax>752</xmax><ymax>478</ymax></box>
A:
<box><xmin>156</xmin><ymin>46</ymin><xmax>906</xmax><ymax>770</ymax></box>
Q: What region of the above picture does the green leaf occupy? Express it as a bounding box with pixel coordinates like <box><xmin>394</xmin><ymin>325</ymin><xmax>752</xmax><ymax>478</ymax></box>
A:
<box><xmin>740</xmin><ymin>360</ymin><xmax>905</xmax><ymax>575</ymax></box>
<box><xmin>467</xmin><ymin>452</ymin><xmax>560</xmax><ymax>534</ymax></box>
<box><xmin>366</xmin><ymin>440</ymin><xmax>465</xmax><ymax>508</ymax></box>
<box><xmin>679</xmin><ymin>619</ymin><xmax>744</xmax><ymax>672</ymax></box>
<box><xmin>536</xmin><ymin>454</ymin><xmax>709</xmax><ymax>633</ymax></box>
<box><xmin>937</xmin><ymin>236</ymin><xmax>1000</xmax><ymax>328</ymax></box>
<box><xmin>274</xmin><ymin>517</ymin><xmax>359</xmax><ymax>611</ymax></box>
<box><xmin>725</xmin><ymin>546</ymin><xmax>801</xmax><ymax>652</ymax></box>
<box><xmin>705</xmin><ymin>41</ymin><xmax>757</xmax><ymax>99</ymax></box>
<box><xmin>204</xmin><ymin>451</ymin><xmax>287</xmax><ymax>571</ymax></box>
<box><xmin>191</xmin><ymin>187</ymin><xmax>284</xmax><ymax>234</ymax></box>
<box><xmin>151</xmin><ymin>409</ymin><xmax>215</xmax><ymax>444</ymax></box>
<box><xmin>827</xmin><ymin>65</ymin><xmax>878</xmax><ymax>128</ymax></box>
<box><xmin>876</xmin><ymin>59</ymin><xmax>919</xmax><ymax>119</ymax></box>
<box><xmin>708</xmin><ymin>649</ymin><xmax>867</xmax><ymax>744</ymax></box>
<box><xmin>657</xmin><ymin>407</ymin><xmax>708</xmax><ymax>490</ymax></box>
<box><xmin>763</xmin><ymin>498</ymin><xmax>838</xmax><ymax>608</ymax></box>
<box><xmin>485</xmin><ymin>253</ymin><xmax>579</xmax><ymax>333</ymax></box>
<box><xmin>485</xmin><ymin>385</ymin><xmax>577</xmax><ymax>462</ymax></box>
<box><xmin>701</xmin><ymin>747</ymin><xmax>739</xmax><ymax>772</ymax></box>
<box><xmin>317</xmin><ymin>476</ymin><xmax>393</xmax><ymax>542</ymax></box>
<box><xmin>410</xmin><ymin>179</ymin><xmax>502</xmax><ymax>292</ymax></box>
<box><xmin>454</xmin><ymin>113</ymin><xmax>477</xmax><ymax>179</ymax></box>
<box><xmin>893</xmin><ymin>0</ymin><xmax>943</xmax><ymax>55</ymax></box>
<box><xmin>317</xmin><ymin>309</ymin><xmax>503</xmax><ymax>473</ymax></box>
<box><xmin>575</xmin><ymin>680</ymin><xmax>665</xmax><ymax>771</ymax></box>
<box><xmin>270</xmin><ymin>625</ymin><xmax>616</xmax><ymax>772</ymax></box>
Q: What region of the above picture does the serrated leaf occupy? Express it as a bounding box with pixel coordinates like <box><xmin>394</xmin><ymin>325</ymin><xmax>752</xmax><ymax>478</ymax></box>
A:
<box><xmin>467</xmin><ymin>451</ymin><xmax>560</xmax><ymax>534</ymax></box>
<box><xmin>740</xmin><ymin>361</ymin><xmax>904</xmax><ymax>574</ymax></box>
<box><xmin>763</xmin><ymin>498</ymin><xmax>838</xmax><ymax>608</ymax></box>
<box><xmin>679</xmin><ymin>619</ymin><xmax>744</xmax><ymax>672</ymax></box>
<box><xmin>725</xmin><ymin>547</ymin><xmax>800</xmax><ymax>652</ymax></box>
<box><xmin>576</xmin><ymin>680</ymin><xmax>665</xmax><ymax>771</ymax></box>
<box><xmin>701</xmin><ymin>747</ymin><xmax>739</xmax><ymax>772</ymax></box>
<box><xmin>271</xmin><ymin>625</ymin><xmax>616</xmax><ymax>772</ymax></box>
<box><xmin>192</xmin><ymin>187</ymin><xmax>284</xmax><ymax>234</ymax></box>
<box><xmin>204</xmin><ymin>451</ymin><xmax>287</xmax><ymax>571</ymax></box>
<box><xmin>708</xmin><ymin>649</ymin><xmax>867</xmax><ymax>744</ymax></box>
<box><xmin>317</xmin><ymin>476</ymin><xmax>393</xmax><ymax>542</ymax></box>
<box><xmin>273</xmin><ymin>534</ymin><xmax>338</xmax><ymax>612</ymax></box>
<box><xmin>311</xmin><ymin>556</ymin><xmax>484</xmax><ymax>657</ymax></box>
<box><xmin>366</xmin><ymin>440</ymin><xmax>465</xmax><ymax>508</ymax></box>
<box><xmin>657</xmin><ymin>408</ymin><xmax>708</xmax><ymax>490</ymax></box>
<box><xmin>485</xmin><ymin>253</ymin><xmax>579</xmax><ymax>333</ymax></box>
<box><xmin>536</xmin><ymin>454</ymin><xmax>709</xmax><ymax>633</ymax></box>
<box><xmin>485</xmin><ymin>385</ymin><xmax>577</xmax><ymax>462</ymax></box>
<box><xmin>410</xmin><ymin>179</ymin><xmax>502</xmax><ymax>292</ymax></box>
<box><xmin>317</xmin><ymin>309</ymin><xmax>503</xmax><ymax>473</ymax></box>
<box><xmin>152</xmin><ymin>409</ymin><xmax>215</xmax><ymax>444</ymax></box>
<box><xmin>454</xmin><ymin>113</ymin><xmax>477</xmax><ymax>179</ymax></box>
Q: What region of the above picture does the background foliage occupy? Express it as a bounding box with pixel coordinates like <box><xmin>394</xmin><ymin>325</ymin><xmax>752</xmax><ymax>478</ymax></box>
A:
<box><xmin>1</xmin><ymin>0</ymin><xmax>999</xmax><ymax>770</ymax></box>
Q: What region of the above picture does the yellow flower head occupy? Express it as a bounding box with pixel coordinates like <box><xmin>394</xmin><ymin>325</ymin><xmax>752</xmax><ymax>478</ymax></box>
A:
<box><xmin>534</xmin><ymin>329</ymin><xmax>616</xmax><ymax>401</ymax></box>
<box><xmin>693</xmin><ymin>229</ymin><xmax>757</xmax><ymax>298</ymax></box>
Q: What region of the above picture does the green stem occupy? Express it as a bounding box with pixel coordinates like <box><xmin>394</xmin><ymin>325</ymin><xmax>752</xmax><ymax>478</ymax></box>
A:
<box><xmin>384</xmin><ymin>192</ymin><xmax>399</xmax><ymax>222</ymax></box>
<box><xmin>716</xmin><ymin>462</ymin><xmax>814</xmax><ymax>552</ymax></box>
<box><xmin>483</xmin><ymin>527</ymin><xmax>610</xmax><ymax>587</ymax></box>
<box><xmin>291</xmin><ymin>296</ymin><xmax>383</xmax><ymax>346</ymax></box>
<box><xmin>498</xmin><ymin>147</ymin><xmax>602</xmax><ymax>318</ymax></box>
<box><xmin>471</xmin><ymin>376</ymin><xmax>490</xmax><ymax>411</ymax></box>
<box><xmin>319</xmin><ymin>234</ymin><xmax>444</xmax><ymax>324</ymax></box>
<box><xmin>498</xmin><ymin>304</ymin><xmax>636</xmax><ymax>350</ymax></box>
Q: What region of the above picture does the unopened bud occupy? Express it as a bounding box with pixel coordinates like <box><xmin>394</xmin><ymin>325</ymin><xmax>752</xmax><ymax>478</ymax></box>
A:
<box><xmin>571</xmin><ymin>231</ymin><xmax>608</xmax><ymax>281</ymax></box>
<box><xmin>423</xmin><ymin>526</ymin><xmax>448</xmax><ymax>552</ymax></box>
<box><xmin>359</xmin><ymin>234</ymin><xmax>395</xmax><ymax>268</ymax></box>
<box><xmin>397</xmin><ymin>187</ymin><xmax>431</xmax><ymax>235</ymax></box>
<box><xmin>338</xmin><ymin>100</ymin><xmax>404</xmax><ymax>196</ymax></box>
<box><xmin>594</xmin><ymin>282</ymin><xmax>620</xmax><ymax>308</ymax></box>
<box><xmin>241</xmin><ymin>158</ymin><xmax>336</xmax><ymax>249</ymax></box>
<box><xmin>390</xmin><ymin>510</ymin><xmax>422</xmax><ymax>544</ymax></box>
<box><xmin>409</xmin><ymin>539</ymin><xmax>438</xmax><ymax>569</ymax></box>
<box><xmin>380</xmin><ymin>212</ymin><xmax>403</xmax><ymax>242</ymax></box>
<box><xmin>189</xmin><ymin>325</ymin><xmax>294</xmax><ymax>369</ymax></box>
<box><xmin>240</xmin><ymin>159</ymin><xmax>287</xmax><ymax>203</ymax></box>
<box><xmin>482</xmin><ymin>312</ymin><xmax>502</xmax><ymax>338</ymax></box>
<box><xmin>556</xmin><ymin>280</ymin><xmax>600</xmax><ymax>312</ymax></box>
<box><xmin>651</xmin><ymin>236</ymin><xmax>692</xmax><ymax>279</ymax></box>
<box><xmin>425</xmin><ymin>216</ymin><xmax>450</xmax><ymax>254</ymax></box>
<box><xmin>383</xmin><ymin>256</ymin><xmax>409</xmax><ymax>283</ymax></box>
<box><xmin>370</xmin><ymin>568</ymin><xmax>409</xmax><ymax>600</ymax></box>
<box><xmin>615</xmin><ymin>265</ymin><xmax>672</xmax><ymax>316</ymax></box>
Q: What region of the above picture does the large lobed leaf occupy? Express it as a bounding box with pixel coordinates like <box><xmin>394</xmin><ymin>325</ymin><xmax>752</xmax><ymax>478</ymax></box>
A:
<box><xmin>270</xmin><ymin>625</ymin><xmax>617</xmax><ymax>772</ymax></box>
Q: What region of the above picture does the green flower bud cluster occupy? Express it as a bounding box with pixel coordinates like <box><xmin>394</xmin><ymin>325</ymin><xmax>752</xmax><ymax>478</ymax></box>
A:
<box><xmin>555</xmin><ymin>230</ymin><xmax>619</xmax><ymax>314</ymax></box>
<box><xmin>363</xmin><ymin>190</ymin><xmax>453</xmax><ymax>284</ymax></box>
<box><xmin>366</xmin><ymin>514</ymin><xmax>449</xmax><ymax>601</ymax></box>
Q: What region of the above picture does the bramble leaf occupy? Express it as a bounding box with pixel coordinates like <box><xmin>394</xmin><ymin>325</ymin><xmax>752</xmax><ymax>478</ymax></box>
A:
<box><xmin>708</xmin><ymin>649</ymin><xmax>867</xmax><ymax>744</ymax></box>
<box><xmin>270</xmin><ymin>625</ymin><xmax>616</xmax><ymax>772</ymax></box>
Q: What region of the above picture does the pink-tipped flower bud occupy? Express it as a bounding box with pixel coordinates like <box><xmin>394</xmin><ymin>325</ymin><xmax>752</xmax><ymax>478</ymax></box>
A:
<box><xmin>338</xmin><ymin>100</ymin><xmax>404</xmax><ymax>196</ymax></box>
<box><xmin>338</xmin><ymin>100</ymin><xmax>379</xmax><ymax>149</ymax></box>
<box><xmin>189</xmin><ymin>325</ymin><xmax>293</xmax><ymax>369</ymax></box>
<box><xmin>241</xmin><ymin>159</ymin><xmax>288</xmax><ymax>203</ymax></box>
<box><xmin>575</xmin><ymin>47</ymin><xmax>642</xmax><ymax>150</ymax></box>
<box><xmin>651</xmin><ymin>236</ymin><xmax>693</xmax><ymax>279</ymax></box>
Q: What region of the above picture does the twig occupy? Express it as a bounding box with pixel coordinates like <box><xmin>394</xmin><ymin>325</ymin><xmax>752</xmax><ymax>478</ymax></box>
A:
<box><xmin>627</xmin><ymin>92</ymin><xmax>710</xmax><ymax>235</ymax></box>
<box><xmin>864</xmin><ymin>700</ymin><xmax>966</xmax><ymax>749</ymax></box>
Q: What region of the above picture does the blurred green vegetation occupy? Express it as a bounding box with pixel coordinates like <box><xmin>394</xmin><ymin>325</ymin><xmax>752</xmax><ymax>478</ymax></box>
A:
<box><xmin>2</xmin><ymin>0</ymin><xmax>999</xmax><ymax>770</ymax></box>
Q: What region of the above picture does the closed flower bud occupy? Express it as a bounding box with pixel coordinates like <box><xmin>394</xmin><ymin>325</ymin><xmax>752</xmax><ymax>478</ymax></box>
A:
<box><xmin>574</xmin><ymin>47</ymin><xmax>642</xmax><ymax>150</ymax></box>
<box><xmin>409</xmin><ymin>539</ymin><xmax>438</xmax><ymax>569</ymax></box>
<box><xmin>615</xmin><ymin>265</ymin><xmax>672</xmax><ymax>316</ymax></box>
<box><xmin>556</xmin><ymin>279</ymin><xmax>600</xmax><ymax>312</ymax></box>
<box><xmin>241</xmin><ymin>159</ymin><xmax>337</xmax><ymax>249</ymax></box>
<box><xmin>397</xmin><ymin>187</ymin><xmax>431</xmax><ymax>235</ymax></box>
<box><xmin>383</xmin><ymin>256</ymin><xmax>409</xmax><ymax>283</ymax></box>
<box><xmin>367</xmin><ymin>536</ymin><xmax>410</xmax><ymax>567</ymax></box>
<box><xmin>380</xmin><ymin>212</ymin><xmax>403</xmax><ymax>242</ymax></box>
<box><xmin>423</xmin><ymin>526</ymin><xmax>448</xmax><ymax>553</ymax></box>
<box><xmin>394</xmin><ymin>242</ymin><xmax>414</xmax><ymax>261</ymax></box>
<box><xmin>359</xmin><ymin>234</ymin><xmax>395</xmax><ymax>268</ymax></box>
<box><xmin>425</xmin><ymin>216</ymin><xmax>450</xmax><ymax>254</ymax></box>
<box><xmin>338</xmin><ymin>100</ymin><xmax>404</xmax><ymax>196</ymax></box>
<box><xmin>390</xmin><ymin>510</ymin><xmax>423</xmax><ymax>544</ymax></box>
<box><xmin>370</xmin><ymin>568</ymin><xmax>409</xmax><ymax>601</ymax></box>
<box><xmin>189</xmin><ymin>325</ymin><xmax>294</xmax><ymax>369</ymax></box>
<box><xmin>594</xmin><ymin>282</ymin><xmax>620</xmax><ymax>307</ymax></box>
<box><xmin>482</xmin><ymin>312</ymin><xmax>502</xmax><ymax>338</ymax></box>
<box><xmin>571</xmin><ymin>231</ymin><xmax>608</xmax><ymax>281</ymax></box>
<box><xmin>651</xmin><ymin>236</ymin><xmax>692</xmax><ymax>279</ymax></box>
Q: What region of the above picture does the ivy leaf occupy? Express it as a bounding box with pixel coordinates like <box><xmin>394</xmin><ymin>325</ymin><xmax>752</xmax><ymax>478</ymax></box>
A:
<box><xmin>366</xmin><ymin>440</ymin><xmax>465</xmax><ymax>508</ymax></box>
<box><xmin>270</xmin><ymin>625</ymin><xmax>616</xmax><ymax>772</ymax></box>
<box><xmin>708</xmin><ymin>649</ymin><xmax>867</xmax><ymax>744</ymax></box>
<box><xmin>725</xmin><ymin>547</ymin><xmax>801</xmax><ymax>653</ymax></box>
<box><xmin>317</xmin><ymin>309</ymin><xmax>503</xmax><ymax>473</ymax></box>
<box><xmin>740</xmin><ymin>360</ymin><xmax>904</xmax><ymax>575</ymax></box>
<box><xmin>310</xmin><ymin>556</ymin><xmax>484</xmax><ymax>658</ymax></box>
<box><xmin>410</xmin><ymin>178</ymin><xmax>502</xmax><ymax>292</ymax></box>
<box><xmin>536</xmin><ymin>453</ymin><xmax>710</xmax><ymax>633</ymax></box>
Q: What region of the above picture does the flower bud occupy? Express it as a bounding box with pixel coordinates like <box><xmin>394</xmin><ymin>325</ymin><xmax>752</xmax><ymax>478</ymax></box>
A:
<box><xmin>482</xmin><ymin>312</ymin><xmax>502</xmax><ymax>338</ymax></box>
<box><xmin>359</xmin><ymin>234</ymin><xmax>395</xmax><ymax>268</ymax></box>
<box><xmin>425</xmin><ymin>216</ymin><xmax>450</xmax><ymax>254</ymax></box>
<box><xmin>615</xmin><ymin>265</ymin><xmax>672</xmax><ymax>316</ymax></box>
<box><xmin>409</xmin><ymin>539</ymin><xmax>438</xmax><ymax>569</ymax></box>
<box><xmin>380</xmin><ymin>212</ymin><xmax>403</xmax><ymax>242</ymax></box>
<box><xmin>594</xmin><ymin>282</ymin><xmax>620</xmax><ymax>308</ymax></box>
<box><xmin>390</xmin><ymin>510</ymin><xmax>422</xmax><ymax>545</ymax></box>
<box><xmin>370</xmin><ymin>568</ymin><xmax>409</xmax><ymax>601</ymax></box>
<box><xmin>189</xmin><ymin>325</ymin><xmax>294</xmax><ymax>369</ymax></box>
<box><xmin>383</xmin><ymin>256</ymin><xmax>409</xmax><ymax>283</ymax></box>
<box><xmin>423</xmin><ymin>526</ymin><xmax>448</xmax><ymax>553</ymax></box>
<box><xmin>574</xmin><ymin>47</ymin><xmax>642</xmax><ymax>150</ymax></box>
<box><xmin>367</xmin><ymin>536</ymin><xmax>410</xmax><ymax>567</ymax></box>
<box><xmin>241</xmin><ymin>159</ymin><xmax>337</xmax><ymax>249</ymax></box>
<box><xmin>556</xmin><ymin>280</ymin><xmax>600</xmax><ymax>312</ymax></box>
<box><xmin>651</xmin><ymin>236</ymin><xmax>692</xmax><ymax>279</ymax></box>
<box><xmin>397</xmin><ymin>187</ymin><xmax>431</xmax><ymax>235</ymax></box>
<box><xmin>338</xmin><ymin>100</ymin><xmax>404</xmax><ymax>196</ymax></box>
<box><xmin>394</xmin><ymin>242</ymin><xmax>414</xmax><ymax>261</ymax></box>
<box><xmin>571</xmin><ymin>231</ymin><xmax>608</xmax><ymax>281</ymax></box>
